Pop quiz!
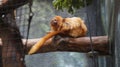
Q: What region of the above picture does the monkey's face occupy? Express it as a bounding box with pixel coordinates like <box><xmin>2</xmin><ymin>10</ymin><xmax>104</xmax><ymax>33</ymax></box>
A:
<box><xmin>50</xmin><ymin>16</ymin><xmax>63</xmax><ymax>29</ymax></box>
<box><xmin>51</xmin><ymin>18</ymin><xmax>58</xmax><ymax>26</ymax></box>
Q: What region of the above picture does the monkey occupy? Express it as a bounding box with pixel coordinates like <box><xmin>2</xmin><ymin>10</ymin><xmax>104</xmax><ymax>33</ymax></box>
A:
<box><xmin>28</xmin><ymin>16</ymin><xmax>87</xmax><ymax>54</ymax></box>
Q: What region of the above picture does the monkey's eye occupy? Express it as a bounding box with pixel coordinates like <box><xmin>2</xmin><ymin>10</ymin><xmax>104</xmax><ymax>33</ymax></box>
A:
<box><xmin>53</xmin><ymin>19</ymin><xmax>57</xmax><ymax>24</ymax></box>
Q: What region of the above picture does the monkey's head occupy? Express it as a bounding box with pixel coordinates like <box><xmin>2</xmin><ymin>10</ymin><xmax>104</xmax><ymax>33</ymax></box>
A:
<box><xmin>50</xmin><ymin>16</ymin><xmax>63</xmax><ymax>26</ymax></box>
<box><xmin>50</xmin><ymin>16</ymin><xmax>64</xmax><ymax>31</ymax></box>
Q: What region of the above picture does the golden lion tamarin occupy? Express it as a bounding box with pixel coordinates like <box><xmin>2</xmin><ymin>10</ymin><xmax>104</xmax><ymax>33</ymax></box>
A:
<box><xmin>28</xmin><ymin>16</ymin><xmax>87</xmax><ymax>54</ymax></box>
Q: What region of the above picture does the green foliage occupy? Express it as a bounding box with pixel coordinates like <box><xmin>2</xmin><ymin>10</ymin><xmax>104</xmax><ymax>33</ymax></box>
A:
<box><xmin>53</xmin><ymin>0</ymin><xmax>93</xmax><ymax>14</ymax></box>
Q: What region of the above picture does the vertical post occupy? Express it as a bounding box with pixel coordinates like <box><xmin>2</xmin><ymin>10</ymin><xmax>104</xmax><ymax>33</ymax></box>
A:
<box><xmin>0</xmin><ymin>39</ymin><xmax>2</xmax><ymax>67</ymax></box>
<box><xmin>0</xmin><ymin>11</ymin><xmax>26</xmax><ymax>67</ymax></box>
<box><xmin>109</xmin><ymin>0</ymin><xmax>120</xmax><ymax>67</ymax></box>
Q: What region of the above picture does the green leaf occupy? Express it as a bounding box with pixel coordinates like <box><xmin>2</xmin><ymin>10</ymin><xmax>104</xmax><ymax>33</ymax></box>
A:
<box><xmin>52</xmin><ymin>0</ymin><xmax>93</xmax><ymax>14</ymax></box>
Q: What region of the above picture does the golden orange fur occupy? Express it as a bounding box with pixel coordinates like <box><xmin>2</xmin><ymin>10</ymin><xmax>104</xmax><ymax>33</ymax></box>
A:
<box><xmin>28</xmin><ymin>16</ymin><xmax>87</xmax><ymax>54</ymax></box>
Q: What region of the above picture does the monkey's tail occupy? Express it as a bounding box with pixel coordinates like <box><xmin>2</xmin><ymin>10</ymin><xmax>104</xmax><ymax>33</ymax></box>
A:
<box><xmin>28</xmin><ymin>31</ymin><xmax>60</xmax><ymax>55</ymax></box>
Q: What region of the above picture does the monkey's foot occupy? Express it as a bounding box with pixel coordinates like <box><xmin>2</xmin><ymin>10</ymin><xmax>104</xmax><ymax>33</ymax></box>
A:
<box><xmin>57</xmin><ymin>37</ymin><xmax>69</xmax><ymax>45</ymax></box>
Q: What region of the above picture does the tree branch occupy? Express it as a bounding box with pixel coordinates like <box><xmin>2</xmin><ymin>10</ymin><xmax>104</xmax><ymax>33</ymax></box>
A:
<box><xmin>0</xmin><ymin>36</ymin><xmax>109</xmax><ymax>55</ymax></box>
<box><xmin>0</xmin><ymin>0</ymin><xmax>29</xmax><ymax>14</ymax></box>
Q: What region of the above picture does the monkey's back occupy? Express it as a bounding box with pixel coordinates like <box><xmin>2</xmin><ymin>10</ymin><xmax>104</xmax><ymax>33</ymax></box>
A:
<box><xmin>61</xmin><ymin>17</ymin><xmax>87</xmax><ymax>37</ymax></box>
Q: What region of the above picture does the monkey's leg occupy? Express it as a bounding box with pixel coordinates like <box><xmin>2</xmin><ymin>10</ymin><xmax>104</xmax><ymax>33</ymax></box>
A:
<box><xmin>51</xmin><ymin>35</ymin><xmax>70</xmax><ymax>49</ymax></box>
<box><xmin>51</xmin><ymin>35</ymin><xmax>62</xmax><ymax>45</ymax></box>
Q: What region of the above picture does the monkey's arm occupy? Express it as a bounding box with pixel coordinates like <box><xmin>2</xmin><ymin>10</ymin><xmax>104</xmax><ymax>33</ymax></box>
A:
<box><xmin>28</xmin><ymin>31</ymin><xmax>60</xmax><ymax>54</ymax></box>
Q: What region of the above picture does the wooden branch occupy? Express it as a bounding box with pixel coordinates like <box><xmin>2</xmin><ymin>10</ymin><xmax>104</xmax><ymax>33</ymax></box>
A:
<box><xmin>0</xmin><ymin>0</ymin><xmax>29</xmax><ymax>14</ymax></box>
<box><xmin>0</xmin><ymin>36</ymin><xmax>109</xmax><ymax>55</ymax></box>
